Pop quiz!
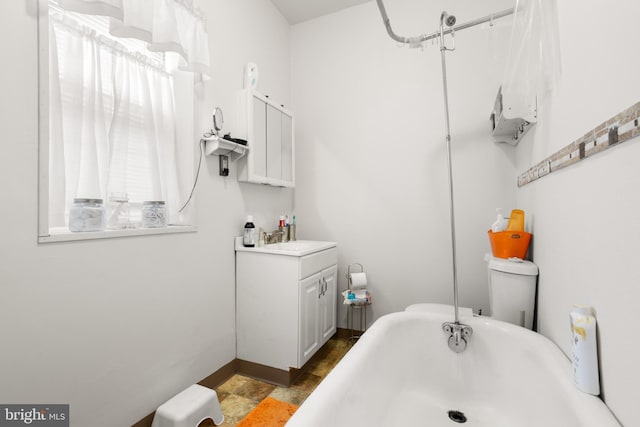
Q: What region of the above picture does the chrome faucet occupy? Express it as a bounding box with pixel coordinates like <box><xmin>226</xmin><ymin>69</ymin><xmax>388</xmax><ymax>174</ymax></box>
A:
<box><xmin>442</xmin><ymin>321</ymin><xmax>473</xmax><ymax>353</ymax></box>
<box><xmin>263</xmin><ymin>230</ymin><xmax>284</xmax><ymax>244</ymax></box>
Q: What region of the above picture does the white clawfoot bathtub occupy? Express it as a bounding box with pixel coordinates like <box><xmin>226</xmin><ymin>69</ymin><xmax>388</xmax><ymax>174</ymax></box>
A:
<box><xmin>287</xmin><ymin>304</ymin><xmax>619</xmax><ymax>427</ymax></box>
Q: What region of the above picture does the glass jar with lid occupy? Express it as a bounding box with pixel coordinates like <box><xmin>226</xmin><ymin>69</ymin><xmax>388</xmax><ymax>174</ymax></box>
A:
<box><xmin>69</xmin><ymin>198</ymin><xmax>105</xmax><ymax>232</ymax></box>
<box><xmin>141</xmin><ymin>201</ymin><xmax>167</xmax><ymax>228</ymax></box>
<box><xmin>106</xmin><ymin>192</ymin><xmax>131</xmax><ymax>230</ymax></box>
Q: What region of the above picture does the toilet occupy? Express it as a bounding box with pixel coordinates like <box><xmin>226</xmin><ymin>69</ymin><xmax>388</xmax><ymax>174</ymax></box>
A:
<box><xmin>486</xmin><ymin>254</ymin><xmax>539</xmax><ymax>330</ymax></box>
<box><xmin>405</xmin><ymin>256</ymin><xmax>539</xmax><ymax>330</ymax></box>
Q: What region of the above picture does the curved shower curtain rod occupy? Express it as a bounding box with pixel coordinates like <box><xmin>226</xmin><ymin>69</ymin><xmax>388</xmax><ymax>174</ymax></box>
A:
<box><xmin>374</xmin><ymin>1</ymin><xmax>515</xmax><ymax>348</ymax></box>
<box><xmin>375</xmin><ymin>0</ymin><xmax>514</xmax><ymax>46</ymax></box>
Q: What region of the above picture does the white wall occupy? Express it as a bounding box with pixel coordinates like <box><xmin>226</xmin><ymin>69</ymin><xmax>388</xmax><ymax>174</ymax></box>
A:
<box><xmin>291</xmin><ymin>0</ymin><xmax>516</xmax><ymax>327</ymax></box>
<box><xmin>0</xmin><ymin>1</ymin><xmax>292</xmax><ymax>426</ymax></box>
<box><xmin>3</xmin><ymin>0</ymin><xmax>636</xmax><ymax>424</ymax></box>
<box><xmin>515</xmin><ymin>1</ymin><xmax>640</xmax><ymax>425</ymax></box>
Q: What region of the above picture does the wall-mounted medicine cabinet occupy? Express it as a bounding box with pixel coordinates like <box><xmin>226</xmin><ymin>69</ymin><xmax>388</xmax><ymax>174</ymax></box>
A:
<box><xmin>490</xmin><ymin>86</ymin><xmax>537</xmax><ymax>145</ymax></box>
<box><xmin>237</xmin><ymin>89</ymin><xmax>294</xmax><ymax>187</ymax></box>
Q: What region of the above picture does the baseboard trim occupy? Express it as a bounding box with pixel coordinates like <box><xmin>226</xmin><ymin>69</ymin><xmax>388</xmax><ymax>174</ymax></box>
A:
<box><xmin>131</xmin><ymin>331</ymin><xmax>347</xmax><ymax>426</ymax></box>
<box><xmin>131</xmin><ymin>361</ymin><xmax>237</xmax><ymax>427</ymax></box>
<box><xmin>336</xmin><ymin>327</ymin><xmax>359</xmax><ymax>339</ymax></box>
<box><xmin>236</xmin><ymin>332</ymin><xmax>339</xmax><ymax>387</ymax></box>
<box><xmin>235</xmin><ymin>359</ymin><xmax>291</xmax><ymax>387</ymax></box>
<box><xmin>198</xmin><ymin>359</ymin><xmax>238</xmax><ymax>390</ymax></box>
<box><xmin>131</xmin><ymin>412</ymin><xmax>155</xmax><ymax>427</ymax></box>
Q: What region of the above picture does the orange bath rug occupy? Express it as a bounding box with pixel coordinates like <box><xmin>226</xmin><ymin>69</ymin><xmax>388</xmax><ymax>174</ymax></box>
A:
<box><xmin>237</xmin><ymin>397</ymin><xmax>299</xmax><ymax>427</ymax></box>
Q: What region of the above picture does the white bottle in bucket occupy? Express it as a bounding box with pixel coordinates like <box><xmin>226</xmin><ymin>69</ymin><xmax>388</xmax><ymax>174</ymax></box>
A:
<box><xmin>491</xmin><ymin>208</ymin><xmax>507</xmax><ymax>232</ymax></box>
<box><xmin>570</xmin><ymin>305</ymin><xmax>600</xmax><ymax>395</ymax></box>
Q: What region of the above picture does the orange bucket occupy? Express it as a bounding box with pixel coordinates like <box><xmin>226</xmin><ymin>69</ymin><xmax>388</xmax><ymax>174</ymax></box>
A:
<box><xmin>488</xmin><ymin>229</ymin><xmax>532</xmax><ymax>259</ymax></box>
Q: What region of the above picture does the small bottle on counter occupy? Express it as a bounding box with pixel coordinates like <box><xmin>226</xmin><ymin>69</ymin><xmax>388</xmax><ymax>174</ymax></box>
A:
<box><xmin>285</xmin><ymin>215</ymin><xmax>290</xmax><ymax>241</ymax></box>
<box><xmin>278</xmin><ymin>215</ymin><xmax>287</xmax><ymax>242</ymax></box>
<box><xmin>257</xmin><ymin>227</ymin><xmax>264</xmax><ymax>247</ymax></box>
<box><xmin>290</xmin><ymin>215</ymin><xmax>297</xmax><ymax>241</ymax></box>
<box><xmin>243</xmin><ymin>215</ymin><xmax>256</xmax><ymax>247</ymax></box>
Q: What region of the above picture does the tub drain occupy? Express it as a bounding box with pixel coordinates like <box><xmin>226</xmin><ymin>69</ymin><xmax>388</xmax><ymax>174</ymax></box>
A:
<box><xmin>448</xmin><ymin>410</ymin><xmax>467</xmax><ymax>424</ymax></box>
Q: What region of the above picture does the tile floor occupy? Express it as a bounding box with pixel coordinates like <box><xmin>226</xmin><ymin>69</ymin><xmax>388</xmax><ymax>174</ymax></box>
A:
<box><xmin>216</xmin><ymin>336</ymin><xmax>352</xmax><ymax>426</ymax></box>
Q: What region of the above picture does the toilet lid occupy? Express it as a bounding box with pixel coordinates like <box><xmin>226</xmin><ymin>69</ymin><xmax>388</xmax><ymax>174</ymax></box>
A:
<box><xmin>487</xmin><ymin>255</ymin><xmax>538</xmax><ymax>275</ymax></box>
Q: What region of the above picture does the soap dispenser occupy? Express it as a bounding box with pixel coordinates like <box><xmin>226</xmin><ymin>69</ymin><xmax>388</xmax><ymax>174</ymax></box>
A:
<box><xmin>491</xmin><ymin>208</ymin><xmax>506</xmax><ymax>232</ymax></box>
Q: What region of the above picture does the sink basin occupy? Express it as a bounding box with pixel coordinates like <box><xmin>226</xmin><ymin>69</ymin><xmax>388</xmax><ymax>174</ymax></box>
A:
<box><xmin>265</xmin><ymin>241</ymin><xmax>326</xmax><ymax>252</ymax></box>
<box><xmin>235</xmin><ymin>239</ymin><xmax>336</xmax><ymax>256</ymax></box>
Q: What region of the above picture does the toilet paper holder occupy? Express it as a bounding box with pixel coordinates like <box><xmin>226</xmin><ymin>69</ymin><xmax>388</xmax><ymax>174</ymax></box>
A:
<box><xmin>345</xmin><ymin>263</ymin><xmax>370</xmax><ymax>342</ymax></box>
<box><xmin>346</xmin><ymin>263</ymin><xmax>364</xmax><ymax>290</ymax></box>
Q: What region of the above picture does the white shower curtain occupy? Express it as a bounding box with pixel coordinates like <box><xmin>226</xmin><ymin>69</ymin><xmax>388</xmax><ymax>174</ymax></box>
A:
<box><xmin>48</xmin><ymin>14</ymin><xmax>181</xmax><ymax>228</ymax></box>
<box><xmin>501</xmin><ymin>0</ymin><xmax>562</xmax><ymax>121</ymax></box>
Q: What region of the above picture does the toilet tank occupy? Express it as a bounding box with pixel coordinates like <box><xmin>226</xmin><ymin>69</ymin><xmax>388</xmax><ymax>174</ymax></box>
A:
<box><xmin>487</xmin><ymin>256</ymin><xmax>539</xmax><ymax>330</ymax></box>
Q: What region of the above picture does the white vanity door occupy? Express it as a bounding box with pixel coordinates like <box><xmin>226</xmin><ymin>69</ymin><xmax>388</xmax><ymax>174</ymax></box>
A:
<box><xmin>320</xmin><ymin>265</ymin><xmax>338</xmax><ymax>343</ymax></box>
<box><xmin>299</xmin><ymin>272</ymin><xmax>321</xmax><ymax>367</ymax></box>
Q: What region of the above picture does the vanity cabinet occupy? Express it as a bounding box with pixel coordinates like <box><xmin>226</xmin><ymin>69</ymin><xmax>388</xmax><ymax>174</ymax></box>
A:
<box><xmin>236</xmin><ymin>242</ymin><xmax>337</xmax><ymax>371</ymax></box>
<box><xmin>237</xmin><ymin>89</ymin><xmax>294</xmax><ymax>187</ymax></box>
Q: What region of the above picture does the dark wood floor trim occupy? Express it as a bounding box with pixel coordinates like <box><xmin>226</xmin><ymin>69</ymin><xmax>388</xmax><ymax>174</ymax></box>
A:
<box><xmin>132</xmin><ymin>331</ymin><xmax>348</xmax><ymax>427</ymax></box>
<box><xmin>235</xmin><ymin>359</ymin><xmax>291</xmax><ymax>387</ymax></box>
<box><xmin>198</xmin><ymin>359</ymin><xmax>238</xmax><ymax>390</ymax></box>
<box><xmin>131</xmin><ymin>360</ymin><xmax>237</xmax><ymax>427</ymax></box>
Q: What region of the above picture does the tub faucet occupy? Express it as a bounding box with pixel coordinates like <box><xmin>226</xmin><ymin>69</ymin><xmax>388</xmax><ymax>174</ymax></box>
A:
<box><xmin>442</xmin><ymin>321</ymin><xmax>473</xmax><ymax>353</ymax></box>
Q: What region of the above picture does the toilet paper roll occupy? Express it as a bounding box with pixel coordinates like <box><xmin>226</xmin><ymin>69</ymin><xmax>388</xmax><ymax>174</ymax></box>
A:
<box><xmin>350</xmin><ymin>272</ymin><xmax>367</xmax><ymax>287</ymax></box>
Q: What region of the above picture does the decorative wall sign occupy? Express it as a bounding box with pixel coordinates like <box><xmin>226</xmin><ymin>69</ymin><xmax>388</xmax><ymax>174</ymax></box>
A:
<box><xmin>518</xmin><ymin>102</ymin><xmax>640</xmax><ymax>187</ymax></box>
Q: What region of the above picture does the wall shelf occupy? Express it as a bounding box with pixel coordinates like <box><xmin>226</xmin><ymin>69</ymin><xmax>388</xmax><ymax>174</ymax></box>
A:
<box><xmin>490</xmin><ymin>86</ymin><xmax>537</xmax><ymax>145</ymax></box>
<box><xmin>203</xmin><ymin>137</ymin><xmax>248</xmax><ymax>160</ymax></box>
<box><xmin>491</xmin><ymin>114</ymin><xmax>535</xmax><ymax>145</ymax></box>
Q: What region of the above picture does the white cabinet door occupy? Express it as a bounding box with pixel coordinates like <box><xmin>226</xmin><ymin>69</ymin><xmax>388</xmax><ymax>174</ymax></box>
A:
<box><xmin>266</xmin><ymin>103</ymin><xmax>282</xmax><ymax>181</ymax></box>
<box><xmin>281</xmin><ymin>112</ymin><xmax>293</xmax><ymax>184</ymax></box>
<box><xmin>252</xmin><ymin>95</ymin><xmax>267</xmax><ymax>179</ymax></box>
<box><xmin>320</xmin><ymin>265</ymin><xmax>338</xmax><ymax>343</ymax></box>
<box><xmin>299</xmin><ymin>273</ymin><xmax>321</xmax><ymax>367</ymax></box>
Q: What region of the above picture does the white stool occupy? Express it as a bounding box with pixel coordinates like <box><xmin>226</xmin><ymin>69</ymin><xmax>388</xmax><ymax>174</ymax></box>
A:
<box><xmin>151</xmin><ymin>384</ymin><xmax>224</xmax><ymax>427</ymax></box>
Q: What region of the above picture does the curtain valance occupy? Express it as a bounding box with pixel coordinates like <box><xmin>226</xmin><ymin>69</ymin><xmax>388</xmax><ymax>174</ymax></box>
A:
<box><xmin>58</xmin><ymin>0</ymin><xmax>210</xmax><ymax>79</ymax></box>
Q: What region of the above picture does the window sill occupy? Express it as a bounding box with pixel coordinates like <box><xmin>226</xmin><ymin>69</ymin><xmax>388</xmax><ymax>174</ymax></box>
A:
<box><xmin>38</xmin><ymin>225</ymin><xmax>197</xmax><ymax>244</ymax></box>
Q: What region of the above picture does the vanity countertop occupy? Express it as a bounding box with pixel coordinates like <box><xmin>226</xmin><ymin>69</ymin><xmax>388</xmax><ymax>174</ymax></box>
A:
<box><xmin>235</xmin><ymin>237</ymin><xmax>336</xmax><ymax>257</ymax></box>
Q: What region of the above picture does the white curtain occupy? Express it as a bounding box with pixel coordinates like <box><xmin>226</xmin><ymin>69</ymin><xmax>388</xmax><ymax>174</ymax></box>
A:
<box><xmin>502</xmin><ymin>0</ymin><xmax>562</xmax><ymax>121</ymax></box>
<box><xmin>49</xmin><ymin>14</ymin><xmax>182</xmax><ymax>227</ymax></box>
<box><xmin>58</xmin><ymin>0</ymin><xmax>210</xmax><ymax>79</ymax></box>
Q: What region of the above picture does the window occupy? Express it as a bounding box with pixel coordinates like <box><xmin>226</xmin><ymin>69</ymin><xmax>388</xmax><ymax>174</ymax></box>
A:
<box><xmin>38</xmin><ymin>0</ymin><xmax>210</xmax><ymax>242</ymax></box>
